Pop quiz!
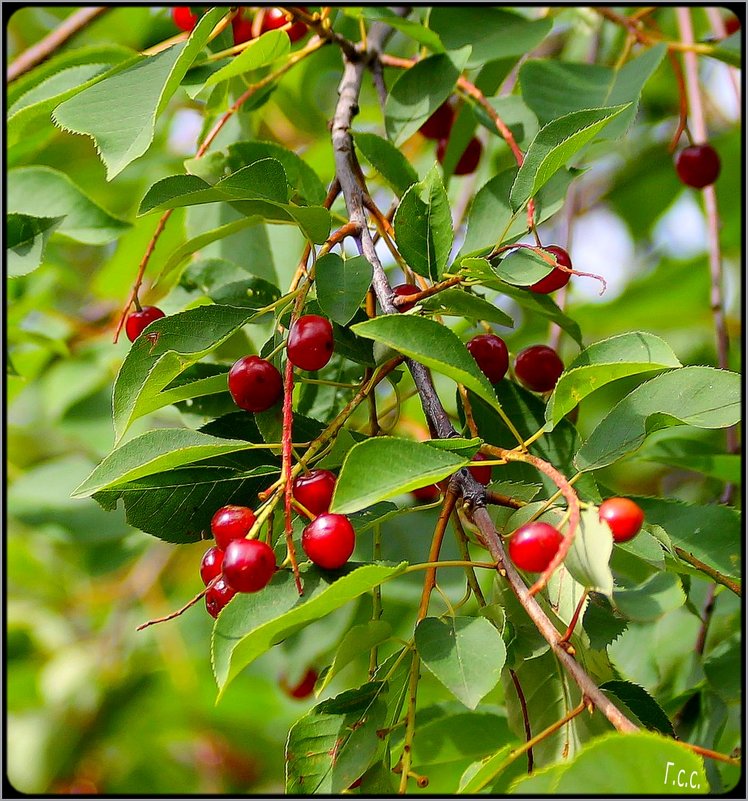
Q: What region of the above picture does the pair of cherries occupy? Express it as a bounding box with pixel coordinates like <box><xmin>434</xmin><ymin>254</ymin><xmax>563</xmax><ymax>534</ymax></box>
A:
<box><xmin>420</xmin><ymin>100</ymin><xmax>483</xmax><ymax>176</ymax></box>
<box><xmin>173</xmin><ymin>6</ymin><xmax>307</xmax><ymax>45</ymax></box>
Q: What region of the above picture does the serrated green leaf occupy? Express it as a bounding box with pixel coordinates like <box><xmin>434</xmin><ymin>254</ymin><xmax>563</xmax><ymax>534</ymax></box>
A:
<box><xmin>331</xmin><ymin>437</ymin><xmax>469</xmax><ymax>515</ymax></box>
<box><xmin>318</xmin><ymin>621</ymin><xmax>392</xmax><ymax>693</ymax></box>
<box><xmin>6</xmin><ymin>213</ymin><xmax>64</xmax><ymax>278</ymax></box>
<box><xmin>203</xmin><ymin>29</ymin><xmax>290</xmax><ymax>87</ymax></box>
<box><xmin>393</xmin><ymin>165</ymin><xmax>453</xmax><ymax>280</ymax></box>
<box><xmin>415</xmin><ymin>617</ymin><xmax>506</xmax><ymax>709</ymax></box>
<box><xmin>420</xmin><ymin>288</ymin><xmax>513</xmax><ymax>327</ymax></box>
<box><xmin>546</xmin><ymin>332</ymin><xmax>681</xmax><ymax>429</ymax></box>
<box><xmin>600</xmin><ymin>680</ymin><xmax>675</xmax><ymax>736</ymax></box>
<box><xmin>637</xmin><ymin>438</ymin><xmax>741</xmax><ymax>483</ymax></box>
<box><xmin>582</xmin><ymin>596</ymin><xmax>628</xmax><ymax>650</ymax></box>
<box><xmin>8</xmin><ymin>166</ymin><xmax>130</xmax><ymax>244</ymax></box>
<box><xmin>575</xmin><ymin>367</ymin><xmax>741</xmax><ymax>471</ymax></box>
<box><xmin>181</xmin><ymin>257</ymin><xmax>282</xmax><ymax>308</ymax></box>
<box><xmin>353</xmin><ymin>131</ymin><xmax>419</xmax><ymax>196</ymax></box>
<box><xmin>492</xmin><ymin>248</ymin><xmax>552</xmax><ymax>286</ymax></box>
<box><xmin>212</xmin><ymin>563</ymin><xmax>407</xmax><ymax>694</ymax></box>
<box><xmin>564</xmin><ymin>508</ymin><xmax>614</xmax><ymax>596</ymax></box>
<box><xmin>315</xmin><ymin>253</ymin><xmax>373</xmax><ymax>325</ymax></box>
<box><xmin>352</xmin><ymin>315</ymin><xmax>500</xmax><ymax>410</ymax></box>
<box><xmin>510</xmin><ymin>105</ymin><xmax>630</xmax><ymax>210</ymax></box>
<box><xmin>52</xmin><ymin>9</ymin><xmax>225</xmax><ymax>178</ymax></box>
<box><xmin>613</xmin><ymin>573</ymin><xmax>685</xmax><ymax>622</ymax></box>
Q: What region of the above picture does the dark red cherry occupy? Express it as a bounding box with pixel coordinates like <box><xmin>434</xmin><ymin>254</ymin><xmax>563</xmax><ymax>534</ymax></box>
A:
<box><xmin>211</xmin><ymin>505</ymin><xmax>257</xmax><ymax>550</ymax></box>
<box><xmin>437</xmin><ymin>136</ymin><xmax>482</xmax><ymax>176</ymax></box>
<box><xmin>392</xmin><ymin>283</ymin><xmax>421</xmax><ymax>312</ymax></box>
<box><xmin>599</xmin><ymin>497</ymin><xmax>645</xmax><ymax>543</ymax></box>
<box><xmin>232</xmin><ymin>9</ymin><xmax>254</xmax><ymax>44</ymax></box>
<box><xmin>200</xmin><ymin>546</ymin><xmax>224</xmax><ymax>585</ymax></box>
<box><xmin>468</xmin><ymin>452</ymin><xmax>492</xmax><ymax>485</ymax></box>
<box><xmin>530</xmin><ymin>245</ymin><xmax>572</xmax><ymax>294</ymax></box>
<box><xmin>674</xmin><ymin>144</ymin><xmax>721</xmax><ymax>188</ymax></box>
<box><xmin>419</xmin><ymin>101</ymin><xmax>455</xmax><ymax>140</ymax></box>
<box><xmin>222</xmin><ymin>538</ymin><xmax>276</xmax><ymax>593</ymax></box>
<box><xmin>508</xmin><ymin>522</ymin><xmax>563</xmax><ymax>573</ymax></box>
<box><xmin>261</xmin><ymin>7</ymin><xmax>308</xmax><ymax>42</ymax></box>
<box><xmin>292</xmin><ymin>469</ymin><xmax>337</xmax><ymax>517</ymax></box>
<box><xmin>725</xmin><ymin>14</ymin><xmax>741</xmax><ymax>36</ymax></box>
<box><xmin>301</xmin><ymin>513</ymin><xmax>356</xmax><ymax>570</ymax></box>
<box><xmin>514</xmin><ymin>345</ymin><xmax>564</xmax><ymax>393</ymax></box>
<box><xmin>125</xmin><ymin>306</ymin><xmax>165</xmax><ymax>342</ymax></box>
<box><xmin>281</xmin><ymin>667</ymin><xmax>319</xmax><ymax>699</ymax></box>
<box><xmin>467</xmin><ymin>334</ymin><xmax>509</xmax><ymax>383</ymax></box>
<box><xmin>287</xmin><ymin>315</ymin><xmax>334</xmax><ymax>371</ymax></box>
<box><xmin>411</xmin><ymin>484</ymin><xmax>441</xmax><ymax>502</ymax></box>
<box><xmin>205</xmin><ymin>577</ymin><xmax>236</xmax><ymax>618</ymax></box>
<box><xmin>172</xmin><ymin>6</ymin><xmax>198</xmax><ymax>31</ymax></box>
<box><xmin>228</xmin><ymin>355</ymin><xmax>283</xmax><ymax>412</ymax></box>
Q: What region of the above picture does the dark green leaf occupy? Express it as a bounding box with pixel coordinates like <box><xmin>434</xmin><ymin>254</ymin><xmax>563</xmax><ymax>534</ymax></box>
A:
<box><xmin>353</xmin><ymin>131</ymin><xmax>419</xmax><ymax>196</ymax></box>
<box><xmin>613</xmin><ymin>573</ymin><xmax>685</xmax><ymax>621</ymax></box>
<box><xmin>600</xmin><ymin>680</ymin><xmax>675</xmax><ymax>736</ymax></box>
<box><xmin>7</xmin><ymin>213</ymin><xmax>64</xmax><ymax>278</ymax></box>
<box><xmin>315</xmin><ymin>253</ymin><xmax>373</xmax><ymax>325</ymax></box>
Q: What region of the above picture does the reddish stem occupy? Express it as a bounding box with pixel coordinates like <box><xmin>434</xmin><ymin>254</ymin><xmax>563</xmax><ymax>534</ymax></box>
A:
<box><xmin>282</xmin><ymin>357</ymin><xmax>303</xmax><ymax>594</ymax></box>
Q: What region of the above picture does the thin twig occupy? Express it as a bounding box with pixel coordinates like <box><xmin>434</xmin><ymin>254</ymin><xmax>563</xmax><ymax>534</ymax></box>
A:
<box><xmin>136</xmin><ymin>579</ymin><xmax>213</xmax><ymax>630</ymax></box>
<box><xmin>416</xmin><ymin>490</ymin><xmax>459</xmax><ymax>620</ymax></box>
<box><xmin>674</xmin><ymin>547</ymin><xmax>740</xmax><ymax>596</ymax></box>
<box><xmin>509</xmin><ymin>669</ymin><xmax>534</xmax><ymax>772</ymax></box>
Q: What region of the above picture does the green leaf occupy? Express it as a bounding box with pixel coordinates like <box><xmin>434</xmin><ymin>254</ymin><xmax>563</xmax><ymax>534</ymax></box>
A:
<box><xmin>707</xmin><ymin>31</ymin><xmax>741</xmax><ymax>69</ymax></box>
<box><xmin>520</xmin><ymin>44</ymin><xmax>667</xmax><ymax>135</ymax></box>
<box><xmin>315</xmin><ymin>254</ymin><xmax>373</xmax><ymax>326</ymax></box>
<box><xmin>212</xmin><ymin>563</ymin><xmax>407</xmax><ymax>694</ymax></box>
<box><xmin>112</xmin><ymin>305</ymin><xmax>259</xmax><ymax>441</ymax></box>
<box><xmin>600</xmin><ymin>680</ymin><xmax>675</xmax><ymax>736</ymax></box>
<box><xmin>52</xmin><ymin>9</ymin><xmax>225</xmax><ymax>178</ymax></box>
<box><xmin>457</xmin><ymin>745</ymin><xmax>514</xmax><ymax>794</ymax></box>
<box><xmin>415</xmin><ymin>617</ymin><xmax>506</xmax><ymax>709</ymax></box>
<box><xmin>429</xmin><ymin>7</ymin><xmax>552</xmax><ymax>68</ymax></box>
<box><xmin>582</xmin><ymin>596</ymin><xmax>628</xmax><ymax>650</ymax></box>
<box><xmin>613</xmin><ymin>573</ymin><xmax>685</xmax><ymax>622</ymax></box>
<box><xmin>331</xmin><ymin>437</ymin><xmax>469</xmax><ymax>515</ymax></box>
<box><xmin>7</xmin><ymin>166</ymin><xmax>130</xmax><ymax>245</ymax></box>
<box><xmin>510</xmin><ymin>105</ymin><xmax>630</xmax><ymax>210</ymax></box>
<box><xmin>637</xmin><ymin>438</ymin><xmax>741</xmax><ymax>483</ymax></box>
<box><xmin>546</xmin><ymin>333</ymin><xmax>682</xmax><ymax>429</ymax></box>
<box><xmin>318</xmin><ymin>621</ymin><xmax>392</xmax><ymax>693</ymax></box>
<box><xmin>564</xmin><ymin>508</ymin><xmax>614</xmax><ymax>596</ymax></box>
<box><xmin>353</xmin><ymin>131</ymin><xmax>419</xmax><ymax>196</ymax></box>
<box><xmin>6</xmin><ymin>214</ymin><xmax>64</xmax><ymax>278</ymax></box>
<box><xmin>352</xmin><ymin>315</ymin><xmax>500</xmax><ymax>410</ymax></box>
<box><xmin>285</xmin><ymin>683</ymin><xmax>388</xmax><ymax>794</ymax></box>
<box><xmin>419</xmin><ymin>288</ymin><xmax>514</xmax><ymax>327</ymax></box>
<box><xmin>703</xmin><ymin>636</ymin><xmax>741</xmax><ymax>703</ymax></box>
<box><xmin>203</xmin><ymin>30</ymin><xmax>290</xmax><ymax>87</ymax></box>
<box><xmin>492</xmin><ymin>248</ymin><xmax>552</xmax><ymax>286</ymax></box>
<box><xmin>509</xmin><ymin>764</ymin><xmax>567</xmax><ymax>794</ymax></box>
<box><xmin>393</xmin><ymin>165</ymin><xmax>453</xmax><ymax>280</ymax></box>
<box><xmin>357</xmin><ymin>7</ymin><xmax>444</xmax><ymax>51</ymax></box>
<box><xmin>575</xmin><ymin>367</ymin><xmax>741</xmax><ymax>471</ymax></box>
<box><xmin>181</xmin><ymin>257</ymin><xmax>282</xmax><ymax>308</ymax></box>
<box><xmin>385</xmin><ymin>52</ymin><xmax>468</xmax><ymax>145</ymax></box>
<box><xmin>72</xmin><ymin>428</ymin><xmax>260</xmax><ymax>497</ymax></box>
<box><xmin>553</xmin><ymin>731</ymin><xmax>706</xmax><ymax>794</ymax></box>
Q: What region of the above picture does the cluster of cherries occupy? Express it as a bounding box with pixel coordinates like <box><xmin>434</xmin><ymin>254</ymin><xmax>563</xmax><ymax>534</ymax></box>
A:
<box><xmin>201</xmin><ymin>468</ymin><xmax>355</xmax><ymax>618</ymax></box>
<box><xmin>508</xmin><ymin>496</ymin><xmax>646</xmax><ymax>573</ymax></box>
<box><xmin>172</xmin><ymin>6</ymin><xmax>308</xmax><ymax>46</ymax></box>
<box><xmin>419</xmin><ymin>99</ymin><xmax>483</xmax><ymax>176</ymax></box>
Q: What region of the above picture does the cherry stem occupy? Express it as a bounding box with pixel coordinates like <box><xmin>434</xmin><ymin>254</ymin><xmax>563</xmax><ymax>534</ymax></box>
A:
<box><xmin>509</xmin><ymin>669</ymin><xmax>534</xmax><ymax>773</ymax></box>
<box><xmin>136</xmin><ymin>578</ymin><xmax>216</xmax><ymax>631</ymax></box>
<box><xmin>484</xmin><ymin>490</ymin><xmax>526</xmax><ymax>510</ymax></box>
<box><xmin>558</xmin><ymin>590</ymin><xmax>589</xmax><ymax>650</ymax></box>
<box><xmin>281</xmin><ymin>357</ymin><xmax>303</xmax><ymax>595</ymax></box>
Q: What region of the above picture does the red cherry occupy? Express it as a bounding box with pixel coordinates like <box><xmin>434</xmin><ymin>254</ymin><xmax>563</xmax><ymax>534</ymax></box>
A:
<box><xmin>172</xmin><ymin>6</ymin><xmax>198</xmax><ymax>31</ymax></box>
<box><xmin>411</xmin><ymin>484</ymin><xmax>440</xmax><ymax>502</ymax></box>
<box><xmin>599</xmin><ymin>497</ymin><xmax>645</xmax><ymax>543</ymax></box>
<box><xmin>467</xmin><ymin>334</ymin><xmax>509</xmax><ymax>383</ymax></box>
<box><xmin>125</xmin><ymin>306</ymin><xmax>165</xmax><ymax>342</ymax></box>
<box><xmin>281</xmin><ymin>667</ymin><xmax>319</xmax><ymax>699</ymax></box>
<box><xmin>205</xmin><ymin>577</ymin><xmax>236</xmax><ymax>618</ymax></box>
<box><xmin>222</xmin><ymin>538</ymin><xmax>276</xmax><ymax>593</ymax></box>
<box><xmin>725</xmin><ymin>14</ymin><xmax>741</xmax><ymax>36</ymax></box>
<box><xmin>514</xmin><ymin>345</ymin><xmax>564</xmax><ymax>393</ymax></box>
<box><xmin>211</xmin><ymin>505</ymin><xmax>257</xmax><ymax>550</ymax></box>
<box><xmin>508</xmin><ymin>522</ymin><xmax>563</xmax><ymax>573</ymax></box>
<box><xmin>302</xmin><ymin>513</ymin><xmax>355</xmax><ymax>570</ymax></box>
<box><xmin>232</xmin><ymin>9</ymin><xmax>254</xmax><ymax>45</ymax></box>
<box><xmin>530</xmin><ymin>245</ymin><xmax>572</xmax><ymax>294</ymax></box>
<box><xmin>200</xmin><ymin>546</ymin><xmax>224</xmax><ymax>585</ymax></box>
<box><xmin>261</xmin><ymin>7</ymin><xmax>308</xmax><ymax>42</ymax></box>
<box><xmin>674</xmin><ymin>144</ymin><xmax>721</xmax><ymax>188</ymax></box>
<box><xmin>392</xmin><ymin>283</ymin><xmax>421</xmax><ymax>312</ymax></box>
<box><xmin>228</xmin><ymin>355</ymin><xmax>283</xmax><ymax>412</ymax></box>
<box><xmin>287</xmin><ymin>315</ymin><xmax>335</xmax><ymax>371</ymax></box>
<box><xmin>437</xmin><ymin>136</ymin><xmax>482</xmax><ymax>176</ymax></box>
<box><xmin>468</xmin><ymin>453</ymin><xmax>492</xmax><ymax>485</ymax></box>
<box><xmin>292</xmin><ymin>469</ymin><xmax>337</xmax><ymax>517</ymax></box>
<box><xmin>419</xmin><ymin>101</ymin><xmax>455</xmax><ymax>140</ymax></box>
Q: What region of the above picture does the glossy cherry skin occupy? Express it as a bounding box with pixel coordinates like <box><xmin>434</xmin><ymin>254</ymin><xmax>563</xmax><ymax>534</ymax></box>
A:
<box><xmin>437</xmin><ymin>136</ymin><xmax>482</xmax><ymax>175</ymax></box>
<box><xmin>393</xmin><ymin>283</ymin><xmax>421</xmax><ymax>312</ymax></box>
<box><xmin>232</xmin><ymin>9</ymin><xmax>254</xmax><ymax>44</ymax></box>
<box><xmin>261</xmin><ymin>7</ymin><xmax>308</xmax><ymax>42</ymax></box>
<box><xmin>468</xmin><ymin>453</ymin><xmax>492</xmax><ymax>485</ymax></box>
<box><xmin>287</xmin><ymin>315</ymin><xmax>335</xmax><ymax>371</ymax></box>
<box><xmin>419</xmin><ymin>101</ymin><xmax>455</xmax><ymax>140</ymax></box>
<box><xmin>508</xmin><ymin>522</ymin><xmax>563</xmax><ymax>573</ymax></box>
<box><xmin>514</xmin><ymin>345</ymin><xmax>564</xmax><ymax>393</ymax></box>
<box><xmin>222</xmin><ymin>538</ymin><xmax>276</xmax><ymax>593</ymax></box>
<box><xmin>172</xmin><ymin>6</ymin><xmax>198</xmax><ymax>31</ymax></box>
<box><xmin>599</xmin><ymin>497</ymin><xmax>645</xmax><ymax>543</ymax></box>
<box><xmin>302</xmin><ymin>513</ymin><xmax>356</xmax><ymax>570</ymax></box>
<box><xmin>281</xmin><ymin>667</ymin><xmax>319</xmax><ymax>699</ymax></box>
<box><xmin>205</xmin><ymin>577</ymin><xmax>236</xmax><ymax>618</ymax></box>
<box><xmin>530</xmin><ymin>245</ymin><xmax>572</xmax><ymax>294</ymax></box>
<box><xmin>411</xmin><ymin>484</ymin><xmax>441</xmax><ymax>502</ymax></box>
<box><xmin>467</xmin><ymin>334</ymin><xmax>509</xmax><ymax>383</ymax></box>
<box><xmin>211</xmin><ymin>505</ymin><xmax>257</xmax><ymax>550</ymax></box>
<box><xmin>292</xmin><ymin>469</ymin><xmax>337</xmax><ymax>517</ymax></box>
<box><xmin>228</xmin><ymin>355</ymin><xmax>283</xmax><ymax>412</ymax></box>
<box><xmin>674</xmin><ymin>144</ymin><xmax>721</xmax><ymax>188</ymax></box>
<box><xmin>125</xmin><ymin>306</ymin><xmax>165</xmax><ymax>342</ymax></box>
<box><xmin>200</xmin><ymin>546</ymin><xmax>224</xmax><ymax>585</ymax></box>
